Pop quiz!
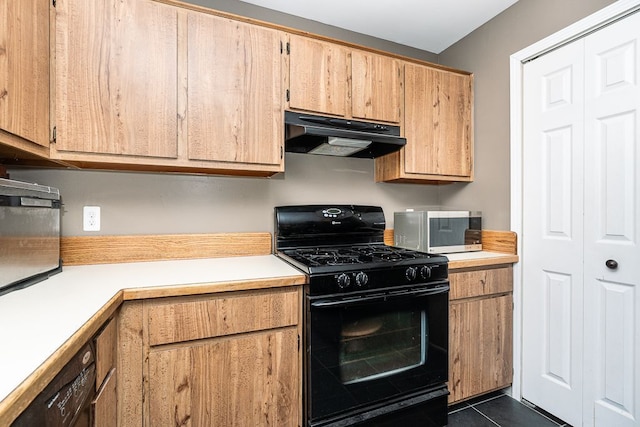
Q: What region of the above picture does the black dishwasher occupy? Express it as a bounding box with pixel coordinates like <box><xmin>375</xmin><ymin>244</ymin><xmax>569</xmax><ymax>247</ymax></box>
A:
<box><xmin>12</xmin><ymin>341</ymin><xmax>96</xmax><ymax>427</ymax></box>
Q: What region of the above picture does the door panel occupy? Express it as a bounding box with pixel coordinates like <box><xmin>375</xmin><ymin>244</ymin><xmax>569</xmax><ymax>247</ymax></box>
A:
<box><xmin>404</xmin><ymin>64</ymin><xmax>472</xmax><ymax>177</ymax></box>
<box><xmin>148</xmin><ymin>328</ymin><xmax>298</xmax><ymax>426</ymax></box>
<box><xmin>542</xmin><ymin>271</ymin><xmax>572</xmax><ymax>386</ymax></box>
<box><xmin>583</xmin><ymin>11</ymin><xmax>640</xmax><ymax>427</ymax></box>
<box><xmin>288</xmin><ymin>35</ymin><xmax>349</xmax><ymax>117</ymax></box>
<box><xmin>55</xmin><ymin>0</ymin><xmax>178</xmax><ymax>158</ymax></box>
<box><xmin>0</xmin><ymin>0</ymin><xmax>49</xmax><ymax>147</ymax></box>
<box><xmin>522</xmin><ymin>39</ymin><xmax>584</xmax><ymax>427</ymax></box>
<box><xmin>351</xmin><ymin>50</ymin><xmax>401</xmax><ymax>123</ymax></box>
<box><xmin>187</xmin><ymin>12</ymin><xmax>283</xmax><ymax>166</ymax></box>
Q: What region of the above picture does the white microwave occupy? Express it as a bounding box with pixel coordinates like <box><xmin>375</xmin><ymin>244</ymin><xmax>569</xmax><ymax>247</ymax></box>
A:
<box><xmin>394</xmin><ymin>210</ymin><xmax>482</xmax><ymax>254</ymax></box>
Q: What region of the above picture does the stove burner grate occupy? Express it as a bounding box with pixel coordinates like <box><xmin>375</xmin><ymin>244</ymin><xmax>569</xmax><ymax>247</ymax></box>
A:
<box><xmin>284</xmin><ymin>244</ymin><xmax>431</xmax><ymax>267</ymax></box>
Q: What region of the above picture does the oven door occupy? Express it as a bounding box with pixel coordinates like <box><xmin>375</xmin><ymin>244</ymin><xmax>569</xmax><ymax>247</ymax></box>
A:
<box><xmin>305</xmin><ymin>282</ymin><xmax>449</xmax><ymax>425</ymax></box>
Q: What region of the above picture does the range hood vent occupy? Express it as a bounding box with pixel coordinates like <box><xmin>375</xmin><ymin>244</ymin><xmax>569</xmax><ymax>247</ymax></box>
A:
<box><xmin>284</xmin><ymin>111</ymin><xmax>406</xmax><ymax>158</ymax></box>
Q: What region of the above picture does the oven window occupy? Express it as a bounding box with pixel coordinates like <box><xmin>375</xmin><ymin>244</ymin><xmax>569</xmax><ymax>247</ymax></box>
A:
<box><xmin>339</xmin><ymin>309</ymin><xmax>426</xmax><ymax>384</ymax></box>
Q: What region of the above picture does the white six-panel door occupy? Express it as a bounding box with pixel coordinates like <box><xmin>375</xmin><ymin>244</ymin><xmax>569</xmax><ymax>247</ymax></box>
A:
<box><xmin>582</xmin><ymin>12</ymin><xmax>640</xmax><ymax>427</ymax></box>
<box><xmin>522</xmin><ymin>38</ymin><xmax>586</xmax><ymax>427</ymax></box>
<box><xmin>522</xmin><ymin>10</ymin><xmax>640</xmax><ymax>427</ymax></box>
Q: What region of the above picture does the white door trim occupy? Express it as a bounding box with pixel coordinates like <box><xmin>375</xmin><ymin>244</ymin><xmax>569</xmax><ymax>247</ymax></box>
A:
<box><xmin>509</xmin><ymin>0</ymin><xmax>640</xmax><ymax>402</ymax></box>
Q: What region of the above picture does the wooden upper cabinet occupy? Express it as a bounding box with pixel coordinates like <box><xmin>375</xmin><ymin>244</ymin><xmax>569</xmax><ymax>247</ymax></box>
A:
<box><xmin>376</xmin><ymin>62</ymin><xmax>473</xmax><ymax>183</ymax></box>
<box><xmin>54</xmin><ymin>0</ymin><xmax>178</xmax><ymax>158</ymax></box>
<box><xmin>288</xmin><ymin>35</ymin><xmax>401</xmax><ymax>124</ymax></box>
<box><xmin>0</xmin><ymin>0</ymin><xmax>50</xmax><ymax>149</ymax></box>
<box><xmin>351</xmin><ymin>50</ymin><xmax>402</xmax><ymax>124</ymax></box>
<box><xmin>288</xmin><ymin>35</ymin><xmax>350</xmax><ymax>118</ymax></box>
<box><xmin>405</xmin><ymin>64</ymin><xmax>472</xmax><ymax>176</ymax></box>
<box><xmin>186</xmin><ymin>12</ymin><xmax>284</xmax><ymax>167</ymax></box>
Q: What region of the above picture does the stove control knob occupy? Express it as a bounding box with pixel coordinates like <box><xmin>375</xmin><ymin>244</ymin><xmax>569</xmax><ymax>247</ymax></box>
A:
<box><xmin>337</xmin><ymin>273</ymin><xmax>351</xmax><ymax>289</ymax></box>
<box><xmin>420</xmin><ymin>265</ymin><xmax>432</xmax><ymax>280</ymax></box>
<box><xmin>355</xmin><ymin>272</ymin><xmax>369</xmax><ymax>287</ymax></box>
<box><xmin>405</xmin><ymin>267</ymin><xmax>417</xmax><ymax>281</ymax></box>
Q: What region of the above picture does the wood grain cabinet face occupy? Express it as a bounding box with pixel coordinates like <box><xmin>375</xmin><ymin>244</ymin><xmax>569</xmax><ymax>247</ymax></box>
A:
<box><xmin>448</xmin><ymin>267</ymin><xmax>513</xmax><ymax>404</ymax></box>
<box><xmin>92</xmin><ymin>316</ymin><xmax>118</xmax><ymax>427</ymax></box>
<box><xmin>404</xmin><ymin>64</ymin><xmax>472</xmax><ymax>176</ymax></box>
<box><xmin>186</xmin><ymin>12</ymin><xmax>284</xmax><ymax>168</ymax></box>
<box><xmin>288</xmin><ymin>35</ymin><xmax>401</xmax><ymax>124</ymax></box>
<box><xmin>288</xmin><ymin>35</ymin><xmax>350</xmax><ymax>118</ymax></box>
<box><xmin>54</xmin><ymin>0</ymin><xmax>178</xmax><ymax>159</ymax></box>
<box><xmin>351</xmin><ymin>50</ymin><xmax>402</xmax><ymax>124</ymax></box>
<box><xmin>0</xmin><ymin>0</ymin><xmax>50</xmax><ymax>148</ymax></box>
<box><xmin>376</xmin><ymin>62</ymin><xmax>473</xmax><ymax>183</ymax></box>
<box><xmin>148</xmin><ymin>328</ymin><xmax>298</xmax><ymax>426</ymax></box>
<box><xmin>118</xmin><ymin>288</ymin><xmax>301</xmax><ymax>427</ymax></box>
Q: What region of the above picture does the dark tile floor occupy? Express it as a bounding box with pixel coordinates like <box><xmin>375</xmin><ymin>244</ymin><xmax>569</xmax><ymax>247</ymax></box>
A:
<box><xmin>447</xmin><ymin>392</ymin><xmax>571</xmax><ymax>427</ymax></box>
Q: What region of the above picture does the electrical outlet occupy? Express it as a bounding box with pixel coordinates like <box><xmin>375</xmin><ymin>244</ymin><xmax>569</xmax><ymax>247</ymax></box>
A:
<box><xmin>83</xmin><ymin>206</ymin><xmax>101</xmax><ymax>231</ymax></box>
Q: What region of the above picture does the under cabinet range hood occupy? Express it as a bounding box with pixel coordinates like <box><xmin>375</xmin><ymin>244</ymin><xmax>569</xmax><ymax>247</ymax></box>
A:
<box><xmin>284</xmin><ymin>111</ymin><xmax>406</xmax><ymax>158</ymax></box>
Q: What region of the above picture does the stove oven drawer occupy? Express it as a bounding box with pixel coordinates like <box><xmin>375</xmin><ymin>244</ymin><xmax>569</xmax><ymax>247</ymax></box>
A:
<box><xmin>146</xmin><ymin>288</ymin><xmax>299</xmax><ymax>346</ymax></box>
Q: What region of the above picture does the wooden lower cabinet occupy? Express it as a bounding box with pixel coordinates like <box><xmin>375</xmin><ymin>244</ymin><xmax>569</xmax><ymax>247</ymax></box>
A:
<box><xmin>448</xmin><ymin>266</ymin><xmax>513</xmax><ymax>404</ymax></box>
<box><xmin>118</xmin><ymin>286</ymin><xmax>301</xmax><ymax>427</ymax></box>
<box><xmin>148</xmin><ymin>329</ymin><xmax>298</xmax><ymax>425</ymax></box>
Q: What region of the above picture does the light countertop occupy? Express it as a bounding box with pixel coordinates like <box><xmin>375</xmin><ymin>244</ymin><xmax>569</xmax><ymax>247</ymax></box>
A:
<box><xmin>0</xmin><ymin>250</ymin><xmax>517</xmax><ymax>423</ymax></box>
<box><xmin>0</xmin><ymin>255</ymin><xmax>305</xmax><ymax>412</ymax></box>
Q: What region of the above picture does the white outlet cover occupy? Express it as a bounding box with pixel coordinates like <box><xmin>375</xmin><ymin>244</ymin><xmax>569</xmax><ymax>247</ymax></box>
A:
<box><xmin>83</xmin><ymin>206</ymin><xmax>101</xmax><ymax>231</ymax></box>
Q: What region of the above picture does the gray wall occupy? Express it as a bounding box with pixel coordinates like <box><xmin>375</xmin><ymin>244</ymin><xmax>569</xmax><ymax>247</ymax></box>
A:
<box><xmin>438</xmin><ymin>0</ymin><xmax>615</xmax><ymax>229</ymax></box>
<box><xmin>9</xmin><ymin>155</ymin><xmax>439</xmax><ymax>236</ymax></box>
<box><xmin>8</xmin><ymin>0</ymin><xmax>616</xmax><ymax>237</ymax></box>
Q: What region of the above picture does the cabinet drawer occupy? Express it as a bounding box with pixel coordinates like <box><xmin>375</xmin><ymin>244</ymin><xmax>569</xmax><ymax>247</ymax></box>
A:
<box><xmin>450</xmin><ymin>266</ymin><xmax>512</xmax><ymax>300</ymax></box>
<box><xmin>147</xmin><ymin>288</ymin><xmax>299</xmax><ymax>346</ymax></box>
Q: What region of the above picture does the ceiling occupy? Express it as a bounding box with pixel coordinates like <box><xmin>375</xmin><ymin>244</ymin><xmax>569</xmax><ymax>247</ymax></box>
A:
<box><xmin>238</xmin><ymin>0</ymin><xmax>519</xmax><ymax>54</ymax></box>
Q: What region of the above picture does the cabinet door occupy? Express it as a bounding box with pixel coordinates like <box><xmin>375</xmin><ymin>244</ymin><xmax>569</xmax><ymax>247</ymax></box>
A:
<box><xmin>187</xmin><ymin>12</ymin><xmax>283</xmax><ymax>167</ymax></box>
<box><xmin>449</xmin><ymin>294</ymin><xmax>513</xmax><ymax>403</ymax></box>
<box><xmin>288</xmin><ymin>35</ymin><xmax>349</xmax><ymax>117</ymax></box>
<box><xmin>92</xmin><ymin>368</ymin><xmax>117</xmax><ymax>427</ymax></box>
<box><xmin>148</xmin><ymin>328</ymin><xmax>299</xmax><ymax>426</ymax></box>
<box><xmin>404</xmin><ymin>63</ymin><xmax>472</xmax><ymax>177</ymax></box>
<box><xmin>55</xmin><ymin>0</ymin><xmax>178</xmax><ymax>158</ymax></box>
<box><xmin>95</xmin><ymin>316</ymin><xmax>117</xmax><ymax>390</ymax></box>
<box><xmin>351</xmin><ymin>50</ymin><xmax>401</xmax><ymax>124</ymax></box>
<box><xmin>0</xmin><ymin>0</ymin><xmax>49</xmax><ymax>147</ymax></box>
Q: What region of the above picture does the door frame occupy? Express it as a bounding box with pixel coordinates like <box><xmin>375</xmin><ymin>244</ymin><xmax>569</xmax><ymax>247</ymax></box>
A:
<box><xmin>509</xmin><ymin>0</ymin><xmax>640</xmax><ymax>402</ymax></box>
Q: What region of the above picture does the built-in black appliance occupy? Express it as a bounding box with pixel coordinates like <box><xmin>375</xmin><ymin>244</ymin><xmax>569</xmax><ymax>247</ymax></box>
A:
<box><xmin>274</xmin><ymin>205</ymin><xmax>450</xmax><ymax>427</ymax></box>
<box><xmin>12</xmin><ymin>341</ymin><xmax>96</xmax><ymax>427</ymax></box>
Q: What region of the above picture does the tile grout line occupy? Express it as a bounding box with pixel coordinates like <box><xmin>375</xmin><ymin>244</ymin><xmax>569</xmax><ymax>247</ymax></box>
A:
<box><xmin>521</xmin><ymin>399</ymin><xmax>567</xmax><ymax>426</ymax></box>
<box><xmin>468</xmin><ymin>393</ymin><xmax>508</xmax><ymax>408</ymax></box>
<box><xmin>470</xmin><ymin>406</ymin><xmax>501</xmax><ymax>427</ymax></box>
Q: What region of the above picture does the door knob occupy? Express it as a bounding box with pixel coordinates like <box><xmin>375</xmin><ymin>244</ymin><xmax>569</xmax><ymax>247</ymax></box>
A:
<box><xmin>605</xmin><ymin>259</ymin><xmax>618</xmax><ymax>270</ymax></box>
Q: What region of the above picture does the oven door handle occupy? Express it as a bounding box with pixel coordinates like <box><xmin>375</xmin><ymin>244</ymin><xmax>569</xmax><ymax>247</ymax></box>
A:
<box><xmin>311</xmin><ymin>284</ymin><xmax>449</xmax><ymax>308</ymax></box>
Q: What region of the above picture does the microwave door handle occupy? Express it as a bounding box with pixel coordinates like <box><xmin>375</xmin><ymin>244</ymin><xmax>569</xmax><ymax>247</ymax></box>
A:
<box><xmin>311</xmin><ymin>284</ymin><xmax>449</xmax><ymax>308</ymax></box>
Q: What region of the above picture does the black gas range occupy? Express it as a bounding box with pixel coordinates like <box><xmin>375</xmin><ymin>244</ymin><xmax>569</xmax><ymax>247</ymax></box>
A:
<box><xmin>275</xmin><ymin>205</ymin><xmax>450</xmax><ymax>427</ymax></box>
<box><xmin>275</xmin><ymin>205</ymin><xmax>448</xmax><ymax>293</ymax></box>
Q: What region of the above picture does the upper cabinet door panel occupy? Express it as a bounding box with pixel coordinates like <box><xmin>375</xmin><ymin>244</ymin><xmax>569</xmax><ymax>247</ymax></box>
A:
<box><xmin>404</xmin><ymin>63</ymin><xmax>472</xmax><ymax>176</ymax></box>
<box><xmin>0</xmin><ymin>0</ymin><xmax>50</xmax><ymax>147</ymax></box>
<box><xmin>351</xmin><ymin>50</ymin><xmax>401</xmax><ymax>124</ymax></box>
<box><xmin>288</xmin><ymin>35</ymin><xmax>349</xmax><ymax>117</ymax></box>
<box><xmin>187</xmin><ymin>12</ymin><xmax>283</xmax><ymax>166</ymax></box>
<box><xmin>55</xmin><ymin>0</ymin><xmax>178</xmax><ymax>158</ymax></box>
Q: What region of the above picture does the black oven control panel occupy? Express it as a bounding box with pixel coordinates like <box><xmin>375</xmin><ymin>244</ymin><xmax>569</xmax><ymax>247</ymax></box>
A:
<box><xmin>307</xmin><ymin>262</ymin><xmax>448</xmax><ymax>296</ymax></box>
